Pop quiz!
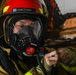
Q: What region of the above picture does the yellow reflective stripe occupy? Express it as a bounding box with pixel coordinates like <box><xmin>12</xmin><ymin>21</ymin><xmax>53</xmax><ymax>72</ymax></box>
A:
<box><xmin>59</xmin><ymin>62</ymin><xmax>76</xmax><ymax>74</ymax></box>
<box><xmin>39</xmin><ymin>8</ymin><xmax>43</xmax><ymax>14</ymax></box>
<box><xmin>24</xmin><ymin>71</ymin><xmax>33</xmax><ymax>75</ymax></box>
<box><xmin>3</xmin><ymin>6</ymin><xmax>9</xmax><ymax>13</ymax></box>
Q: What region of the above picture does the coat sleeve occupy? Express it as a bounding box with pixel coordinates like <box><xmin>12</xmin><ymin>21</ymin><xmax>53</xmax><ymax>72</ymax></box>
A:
<box><xmin>0</xmin><ymin>66</ymin><xmax>9</xmax><ymax>75</ymax></box>
<box><xmin>57</xmin><ymin>46</ymin><xmax>76</xmax><ymax>74</ymax></box>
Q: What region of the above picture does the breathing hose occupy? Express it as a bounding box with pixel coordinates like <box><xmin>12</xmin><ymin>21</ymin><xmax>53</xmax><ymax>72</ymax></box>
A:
<box><xmin>36</xmin><ymin>53</ymin><xmax>47</xmax><ymax>75</ymax></box>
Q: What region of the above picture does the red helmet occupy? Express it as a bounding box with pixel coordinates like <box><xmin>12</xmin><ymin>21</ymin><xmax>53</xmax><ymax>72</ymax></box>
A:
<box><xmin>3</xmin><ymin>0</ymin><xmax>43</xmax><ymax>14</ymax></box>
<box><xmin>0</xmin><ymin>0</ymin><xmax>47</xmax><ymax>20</ymax></box>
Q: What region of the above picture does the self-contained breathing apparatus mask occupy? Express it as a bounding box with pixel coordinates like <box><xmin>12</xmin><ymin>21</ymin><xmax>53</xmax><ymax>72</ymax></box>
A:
<box><xmin>4</xmin><ymin>15</ymin><xmax>43</xmax><ymax>56</ymax></box>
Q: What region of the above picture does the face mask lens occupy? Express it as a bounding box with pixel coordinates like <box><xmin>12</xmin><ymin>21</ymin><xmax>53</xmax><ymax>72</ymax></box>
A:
<box><xmin>13</xmin><ymin>19</ymin><xmax>42</xmax><ymax>39</ymax></box>
<box><xmin>4</xmin><ymin>15</ymin><xmax>43</xmax><ymax>55</ymax></box>
<box><xmin>33</xmin><ymin>21</ymin><xmax>41</xmax><ymax>39</ymax></box>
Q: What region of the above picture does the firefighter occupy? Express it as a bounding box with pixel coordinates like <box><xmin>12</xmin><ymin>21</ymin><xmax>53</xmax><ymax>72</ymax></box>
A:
<box><xmin>0</xmin><ymin>0</ymin><xmax>49</xmax><ymax>75</ymax></box>
<box><xmin>0</xmin><ymin>0</ymin><xmax>76</xmax><ymax>75</ymax></box>
<box><xmin>43</xmin><ymin>16</ymin><xmax>76</xmax><ymax>75</ymax></box>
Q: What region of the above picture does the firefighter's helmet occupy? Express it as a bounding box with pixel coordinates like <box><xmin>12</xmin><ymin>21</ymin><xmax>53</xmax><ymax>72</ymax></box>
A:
<box><xmin>0</xmin><ymin>0</ymin><xmax>48</xmax><ymax>47</ymax></box>
<box><xmin>0</xmin><ymin>0</ymin><xmax>48</xmax><ymax>22</ymax></box>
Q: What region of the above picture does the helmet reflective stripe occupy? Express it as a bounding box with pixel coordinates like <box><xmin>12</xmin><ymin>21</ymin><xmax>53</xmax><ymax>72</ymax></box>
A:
<box><xmin>3</xmin><ymin>6</ymin><xmax>10</xmax><ymax>13</ymax></box>
<box><xmin>2</xmin><ymin>0</ymin><xmax>43</xmax><ymax>14</ymax></box>
<box><xmin>24</xmin><ymin>71</ymin><xmax>33</xmax><ymax>75</ymax></box>
<box><xmin>39</xmin><ymin>8</ymin><xmax>43</xmax><ymax>14</ymax></box>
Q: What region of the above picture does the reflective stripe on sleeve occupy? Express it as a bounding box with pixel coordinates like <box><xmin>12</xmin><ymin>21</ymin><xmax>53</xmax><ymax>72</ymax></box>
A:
<box><xmin>24</xmin><ymin>71</ymin><xmax>33</xmax><ymax>75</ymax></box>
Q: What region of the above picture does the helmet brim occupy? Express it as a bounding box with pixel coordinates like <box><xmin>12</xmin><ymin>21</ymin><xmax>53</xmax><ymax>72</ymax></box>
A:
<box><xmin>0</xmin><ymin>12</ymin><xmax>48</xmax><ymax>23</ymax></box>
